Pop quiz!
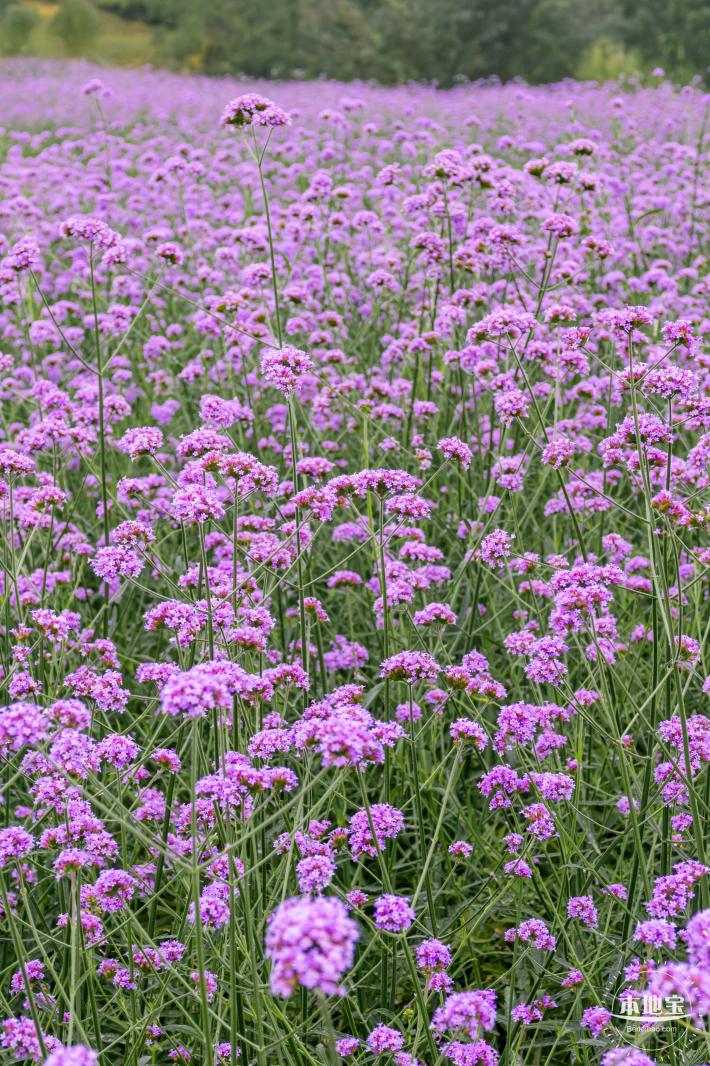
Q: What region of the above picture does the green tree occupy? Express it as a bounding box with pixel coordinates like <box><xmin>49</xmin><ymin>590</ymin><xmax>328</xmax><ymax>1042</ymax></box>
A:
<box><xmin>1</xmin><ymin>4</ymin><xmax>37</xmax><ymax>54</ymax></box>
<box><xmin>51</xmin><ymin>0</ymin><xmax>100</xmax><ymax>55</ymax></box>
<box><xmin>621</xmin><ymin>0</ymin><xmax>709</xmax><ymax>80</ymax></box>
<box><xmin>89</xmin><ymin>0</ymin><xmax>710</xmax><ymax>86</ymax></box>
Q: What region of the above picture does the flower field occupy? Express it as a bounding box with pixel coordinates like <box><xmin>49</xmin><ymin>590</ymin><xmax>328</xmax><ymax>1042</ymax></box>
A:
<box><xmin>0</xmin><ymin>60</ymin><xmax>709</xmax><ymax>1066</ymax></box>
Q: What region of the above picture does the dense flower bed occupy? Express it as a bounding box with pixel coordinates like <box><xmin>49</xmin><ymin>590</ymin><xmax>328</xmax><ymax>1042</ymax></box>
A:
<box><xmin>0</xmin><ymin>59</ymin><xmax>708</xmax><ymax>1066</ymax></box>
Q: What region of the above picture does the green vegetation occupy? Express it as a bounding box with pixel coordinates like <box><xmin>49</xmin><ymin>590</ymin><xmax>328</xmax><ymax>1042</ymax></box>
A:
<box><xmin>9</xmin><ymin>1</ymin><xmax>156</xmax><ymax>64</ymax></box>
<box><xmin>8</xmin><ymin>0</ymin><xmax>710</xmax><ymax>83</ymax></box>
<box><xmin>51</xmin><ymin>0</ymin><xmax>99</xmax><ymax>54</ymax></box>
<box><xmin>1</xmin><ymin>3</ymin><xmax>38</xmax><ymax>54</ymax></box>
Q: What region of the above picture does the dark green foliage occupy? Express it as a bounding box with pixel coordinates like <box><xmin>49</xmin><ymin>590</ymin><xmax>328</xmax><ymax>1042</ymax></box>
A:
<box><xmin>93</xmin><ymin>0</ymin><xmax>710</xmax><ymax>84</ymax></box>
<box><xmin>622</xmin><ymin>0</ymin><xmax>710</xmax><ymax>81</ymax></box>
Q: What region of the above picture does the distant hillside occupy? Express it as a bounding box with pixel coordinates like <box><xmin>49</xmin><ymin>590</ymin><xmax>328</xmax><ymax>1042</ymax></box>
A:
<box><xmin>13</xmin><ymin>0</ymin><xmax>158</xmax><ymax>66</ymax></box>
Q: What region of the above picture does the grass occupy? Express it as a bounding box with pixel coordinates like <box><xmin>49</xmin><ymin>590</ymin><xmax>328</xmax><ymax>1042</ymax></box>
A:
<box><xmin>21</xmin><ymin>0</ymin><xmax>158</xmax><ymax>67</ymax></box>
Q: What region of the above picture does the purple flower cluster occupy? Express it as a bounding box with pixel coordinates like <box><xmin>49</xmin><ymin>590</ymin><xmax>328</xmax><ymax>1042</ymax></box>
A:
<box><xmin>265</xmin><ymin>895</ymin><xmax>360</xmax><ymax>997</ymax></box>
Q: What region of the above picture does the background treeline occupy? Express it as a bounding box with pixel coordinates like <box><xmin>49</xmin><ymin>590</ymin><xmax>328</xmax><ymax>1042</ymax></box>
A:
<box><xmin>3</xmin><ymin>0</ymin><xmax>709</xmax><ymax>84</ymax></box>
